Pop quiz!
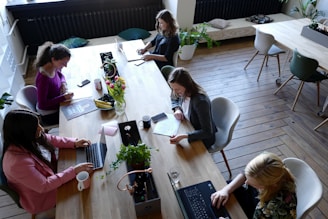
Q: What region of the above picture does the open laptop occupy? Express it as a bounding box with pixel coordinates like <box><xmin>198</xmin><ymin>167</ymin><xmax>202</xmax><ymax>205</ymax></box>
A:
<box><xmin>76</xmin><ymin>128</ymin><xmax>107</xmax><ymax>169</ymax></box>
<box><xmin>117</xmin><ymin>39</ymin><xmax>145</xmax><ymax>62</ymax></box>
<box><xmin>168</xmin><ymin>173</ymin><xmax>230</xmax><ymax>219</ymax></box>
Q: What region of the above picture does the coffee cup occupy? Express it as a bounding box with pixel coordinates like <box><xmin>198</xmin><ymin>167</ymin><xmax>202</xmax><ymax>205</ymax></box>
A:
<box><xmin>140</xmin><ymin>115</ymin><xmax>151</xmax><ymax>129</ymax></box>
<box><xmin>76</xmin><ymin>171</ymin><xmax>90</xmax><ymax>191</ymax></box>
<box><xmin>94</xmin><ymin>78</ymin><xmax>102</xmax><ymax>90</ymax></box>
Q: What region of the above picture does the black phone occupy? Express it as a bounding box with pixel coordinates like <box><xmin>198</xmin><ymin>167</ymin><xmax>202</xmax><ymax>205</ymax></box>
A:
<box><xmin>77</xmin><ymin>79</ymin><xmax>90</xmax><ymax>87</ymax></box>
<box><xmin>151</xmin><ymin>112</ymin><xmax>167</xmax><ymax>123</ymax></box>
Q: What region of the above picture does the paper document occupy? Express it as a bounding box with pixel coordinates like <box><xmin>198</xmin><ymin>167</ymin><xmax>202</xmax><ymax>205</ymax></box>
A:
<box><xmin>153</xmin><ymin>113</ymin><xmax>181</xmax><ymax>136</ymax></box>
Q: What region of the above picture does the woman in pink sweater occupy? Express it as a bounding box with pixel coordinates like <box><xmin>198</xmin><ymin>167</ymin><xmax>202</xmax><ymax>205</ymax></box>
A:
<box><xmin>2</xmin><ymin>109</ymin><xmax>93</xmax><ymax>215</ymax></box>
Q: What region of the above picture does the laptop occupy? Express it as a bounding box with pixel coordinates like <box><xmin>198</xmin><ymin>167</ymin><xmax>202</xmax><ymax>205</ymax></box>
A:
<box><xmin>168</xmin><ymin>173</ymin><xmax>230</xmax><ymax>219</ymax></box>
<box><xmin>117</xmin><ymin>39</ymin><xmax>146</xmax><ymax>62</ymax></box>
<box><xmin>76</xmin><ymin>128</ymin><xmax>108</xmax><ymax>169</ymax></box>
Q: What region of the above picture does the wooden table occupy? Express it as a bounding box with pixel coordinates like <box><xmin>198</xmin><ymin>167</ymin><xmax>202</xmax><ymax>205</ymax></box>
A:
<box><xmin>56</xmin><ymin>40</ymin><xmax>246</xmax><ymax>219</ymax></box>
<box><xmin>253</xmin><ymin>18</ymin><xmax>328</xmax><ymax>71</ymax></box>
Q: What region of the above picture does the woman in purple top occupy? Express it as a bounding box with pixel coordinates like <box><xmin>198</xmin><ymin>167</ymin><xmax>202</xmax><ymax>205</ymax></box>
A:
<box><xmin>35</xmin><ymin>42</ymin><xmax>74</xmax><ymax>125</ymax></box>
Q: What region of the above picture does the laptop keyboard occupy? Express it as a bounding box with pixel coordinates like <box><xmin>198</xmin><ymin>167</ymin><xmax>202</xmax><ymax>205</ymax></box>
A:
<box><xmin>86</xmin><ymin>144</ymin><xmax>102</xmax><ymax>169</ymax></box>
<box><xmin>184</xmin><ymin>186</ymin><xmax>215</xmax><ymax>219</ymax></box>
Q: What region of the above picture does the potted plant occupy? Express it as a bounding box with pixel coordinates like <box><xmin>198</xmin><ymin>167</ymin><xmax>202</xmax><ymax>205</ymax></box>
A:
<box><xmin>0</xmin><ymin>93</ymin><xmax>13</xmax><ymax>110</ymax></box>
<box><xmin>279</xmin><ymin>0</ymin><xmax>325</xmax><ymax>20</ymax></box>
<box><xmin>179</xmin><ymin>23</ymin><xmax>219</xmax><ymax>60</ymax></box>
<box><xmin>110</xmin><ymin>142</ymin><xmax>157</xmax><ymax>170</ymax></box>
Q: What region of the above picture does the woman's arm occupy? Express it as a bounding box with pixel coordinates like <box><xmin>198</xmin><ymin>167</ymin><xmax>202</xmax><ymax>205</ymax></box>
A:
<box><xmin>211</xmin><ymin>173</ymin><xmax>246</xmax><ymax>208</ymax></box>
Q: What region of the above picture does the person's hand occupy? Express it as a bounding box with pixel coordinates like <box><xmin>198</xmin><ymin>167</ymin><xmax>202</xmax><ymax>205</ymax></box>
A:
<box><xmin>74</xmin><ymin>139</ymin><xmax>91</xmax><ymax>148</ymax></box>
<box><xmin>170</xmin><ymin>134</ymin><xmax>187</xmax><ymax>144</ymax></box>
<box><xmin>142</xmin><ymin>54</ymin><xmax>152</xmax><ymax>61</ymax></box>
<box><xmin>73</xmin><ymin>162</ymin><xmax>94</xmax><ymax>175</ymax></box>
<box><xmin>210</xmin><ymin>187</ymin><xmax>230</xmax><ymax>208</ymax></box>
<box><xmin>60</xmin><ymin>82</ymin><xmax>68</xmax><ymax>94</ymax></box>
<box><xmin>64</xmin><ymin>92</ymin><xmax>74</xmax><ymax>100</ymax></box>
<box><xmin>173</xmin><ymin>109</ymin><xmax>184</xmax><ymax>120</ymax></box>
<box><xmin>137</xmin><ymin>48</ymin><xmax>147</xmax><ymax>55</ymax></box>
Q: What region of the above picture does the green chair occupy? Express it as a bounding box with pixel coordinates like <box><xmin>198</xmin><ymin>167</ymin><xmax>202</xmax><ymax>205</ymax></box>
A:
<box><xmin>274</xmin><ymin>49</ymin><xmax>328</xmax><ymax>111</ymax></box>
<box><xmin>160</xmin><ymin>65</ymin><xmax>175</xmax><ymax>81</ymax></box>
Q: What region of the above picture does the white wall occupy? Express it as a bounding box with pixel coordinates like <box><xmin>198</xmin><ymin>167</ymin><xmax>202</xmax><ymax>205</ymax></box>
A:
<box><xmin>163</xmin><ymin>0</ymin><xmax>196</xmax><ymax>29</ymax></box>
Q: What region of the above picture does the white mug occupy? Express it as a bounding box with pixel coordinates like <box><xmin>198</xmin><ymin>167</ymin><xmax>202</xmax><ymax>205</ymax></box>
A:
<box><xmin>94</xmin><ymin>78</ymin><xmax>102</xmax><ymax>90</ymax></box>
<box><xmin>76</xmin><ymin>171</ymin><xmax>90</xmax><ymax>191</ymax></box>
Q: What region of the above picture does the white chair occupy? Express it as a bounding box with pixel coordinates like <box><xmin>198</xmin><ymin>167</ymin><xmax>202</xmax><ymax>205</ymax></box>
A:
<box><xmin>283</xmin><ymin>157</ymin><xmax>323</xmax><ymax>219</ymax></box>
<box><xmin>173</xmin><ymin>50</ymin><xmax>178</xmax><ymax>67</ymax></box>
<box><xmin>244</xmin><ymin>29</ymin><xmax>285</xmax><ymax>82</ymax></box>
<box><xmin>15</xmin><ymin>85</ymin><xmax>58</xmax><ymax>130</ymax></box>
<box><xmin>208</xmin><ymin>97</ymin><xmax>240</xmax><ymax>180</ymax></box>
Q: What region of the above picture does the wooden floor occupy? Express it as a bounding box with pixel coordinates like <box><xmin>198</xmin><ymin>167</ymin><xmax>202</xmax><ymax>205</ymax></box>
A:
<box><xmin>1</xmin><ymin>37</ymin><xmax>327</xmax><ymax>219</ymax></box>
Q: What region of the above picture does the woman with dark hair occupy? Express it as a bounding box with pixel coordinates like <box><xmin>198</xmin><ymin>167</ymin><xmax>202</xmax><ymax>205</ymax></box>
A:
<box><xmin>137</xmin><ymin>9</ymin><xmax>180</xmax><ymax>69</ymax></box>
<box><xmin>211</xmin><ymin>152</ymin><xmax>297</xmax><ymax>219</ymax></box>
<box><xmin>2</xmin><ymin>109</ymin><xmax>93</xmax><ymax>216</ymax></box>
<box><xmin>35</xmin><ymin>41</ymin><xmax>74</xmax><ymax>125</ymax></box>
<box><xmin>168</xmin><ymin>67</ymin><xmax>217</xmax><ymax>148</ymax></box>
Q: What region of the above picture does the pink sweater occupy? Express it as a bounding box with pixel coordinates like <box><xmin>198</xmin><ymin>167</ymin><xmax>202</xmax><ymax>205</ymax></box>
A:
<box><xmin>3</xmin><ymin>134</ymin><xmax>76</xmax><ymax>214</ymax></box>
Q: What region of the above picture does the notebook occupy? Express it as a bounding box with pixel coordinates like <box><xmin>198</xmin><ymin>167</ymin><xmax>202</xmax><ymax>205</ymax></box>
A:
<box><xmin>118</xmin><ymin>120</ymin><xmax>141</xmax><ymax>146</ymax></box>
<box><xmin>76</xmin><ymin>128</ymin><xmax>108</xmax><ymax>169</ymax></box>
<box><xmin>168</xmin><ymin>173</ymin><xmax>230</xmax><ymax>219</ymax></box>
<box><xmin>118</xmin><ymin>39</ymin><xmax>145</xmax><ymax>62</ymax></box>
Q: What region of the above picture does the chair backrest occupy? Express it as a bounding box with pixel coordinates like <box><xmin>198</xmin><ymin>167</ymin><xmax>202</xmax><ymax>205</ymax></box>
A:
<box><xmin>283</xmin><ymin>157</ymin><xmax>323</xmax><ymax>219</ymax></box>
<box><xmin>160</xmin><ymin>65</ymin><xmax>175</xmax><ymax>81</ymax></box>
<box><xmin>254</xmin><ymin>29</ymin><xmax>275</xmax><ymax>54</ymax></box>
<box><xmin>15</xmin><ymin>85</ymin><xmax>38</xmax><ymax>112</ymax></box>
<box><xmin>0</xmin><ymin>157</ymin><xmax>22</xmax><ymax>208</ymax></box>
<box><xmin>173</xmin><ymin>50</ymin><xmax>178</xmax><ymax>67</ymax></box>
<box><xmin>290</xmin><ymin>49</ymin><xmax>319</xmax><ymax>81</ymax></box>
<box><xmin>210</xmin><ymin>97</ymin><xmax>240</xmax><ymax>149</ymax></box>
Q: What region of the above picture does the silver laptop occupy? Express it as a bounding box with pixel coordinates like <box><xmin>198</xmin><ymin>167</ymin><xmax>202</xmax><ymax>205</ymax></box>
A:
<box><xmin>167</xmin><ymin>173</ymin><xmax>230</xmax><ymax>219</ymax></box>
<box><xmin>118</xmin><ymin>39</ymin><xmax>145</xmax><ymax>62</ymax></box>
<box><xmin>76</xmin><ymin>128</ymin><xmax>107</xmax><ymax>169</ymax></box>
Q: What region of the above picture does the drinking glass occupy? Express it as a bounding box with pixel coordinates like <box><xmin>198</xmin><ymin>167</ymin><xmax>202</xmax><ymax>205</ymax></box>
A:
<box><xmin>169</xmin><ymin>167</ymin><xmax>180</xmax><ymax>184</ymax></box>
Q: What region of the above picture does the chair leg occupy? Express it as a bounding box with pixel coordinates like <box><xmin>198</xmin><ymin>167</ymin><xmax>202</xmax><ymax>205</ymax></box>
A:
<box><xmin>291</xmin><ymin>81</ymin><xmax>305</xmax><ymax>111</ymax></box>
<box><xmin>220</xmin><ymin>150</ymin><xmax>232</xmax><ymax>180</ymax></box>
<box><xmin>314</xmin><ymin>118</ymin><xmax>328</xmax><ymax>130</ymax></box>
<box><xmin>317</xmin><ymin>82</ymin><xmax>320</xmax><ymax>106</ymax></box>
<box><xmin>257</xmin><ymin>55</ymin><xmax>267</xmax><ymax>82</ymax></box>
<box><xmin>274</xmin><ymin>75</ymin><xmax>294</xmax><ymax>94</ymax></box>
<box><xmin>276</xmin><ymin>54</ymin><xmax>281</xmax><ymax>78</ymax></box>
<box><xmin>244</xmin><ymin>51</ymin><xmax>259</xmax><ymax>70</ymax></box>
<box><xmin>31</xmin><ymin>214</ymin><xmax>36</xmax><ymax>219</ymax></box>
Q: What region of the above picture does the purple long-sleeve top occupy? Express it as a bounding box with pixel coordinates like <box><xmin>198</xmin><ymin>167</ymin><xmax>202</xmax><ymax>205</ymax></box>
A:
<box><xmin>35</xmin><ymin>70</ymin><xmax>67</xmax><ymax>110</ymax></box>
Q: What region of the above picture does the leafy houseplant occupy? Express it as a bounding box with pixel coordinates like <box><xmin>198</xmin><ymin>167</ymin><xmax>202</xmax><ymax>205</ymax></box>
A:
<box><xmin>110</xmin><ymin>142</ymin><xmax>157</xmax><ymax>170</ymax></box>
<box><xmin>179</xmin><ymin>23</ymin><xmax>219</xmax><ymax>60</ymax></box>
<box><xmin>0</xmin><ymin>93</ymin><xmax>13</xmax><ymax>110</ymax></box>
<box><xmin>279</xmin><ymin>0</ymin><xmax>325</xmax><ymax>20</ymax></box>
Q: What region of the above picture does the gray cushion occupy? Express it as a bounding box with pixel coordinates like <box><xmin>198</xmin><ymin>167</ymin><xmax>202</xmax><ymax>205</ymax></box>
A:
<box><xmin>208</xmin><ymin>19</ymin><xmax>230</xmax><ymax>29</ymax></box>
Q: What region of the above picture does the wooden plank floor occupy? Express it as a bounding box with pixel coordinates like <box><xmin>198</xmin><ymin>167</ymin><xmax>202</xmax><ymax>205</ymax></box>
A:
<box><xmin>1</xmin><ymin>37</ymin><xmax>327</xmax><ymax>219</ymax></box>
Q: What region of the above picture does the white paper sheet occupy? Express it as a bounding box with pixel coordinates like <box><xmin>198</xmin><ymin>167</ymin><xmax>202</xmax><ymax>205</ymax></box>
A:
<box><xmin>153</xmin><ymin>113</ymin><xmax>181</xmax><ymax>136</ymax></box>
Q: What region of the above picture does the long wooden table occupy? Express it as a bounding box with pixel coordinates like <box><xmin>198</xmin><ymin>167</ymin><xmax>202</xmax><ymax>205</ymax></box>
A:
<box><xmin>56</xmin><ymin>40</ymin><xmax>247</xmax><ymax>219</ymax></box>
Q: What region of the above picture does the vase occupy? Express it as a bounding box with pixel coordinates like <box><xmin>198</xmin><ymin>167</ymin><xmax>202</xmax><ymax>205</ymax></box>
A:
<box><xmin>114</xmin><ymin>100</ymin><xmax>126</xmax><ymax>115</ymax></box>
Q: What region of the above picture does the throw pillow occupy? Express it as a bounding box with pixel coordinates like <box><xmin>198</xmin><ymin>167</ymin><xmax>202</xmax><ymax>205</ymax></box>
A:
<box><xmin>208</xmin><ymin>18</ymin><xmax>230</xmax><ymax>29</ymax></box>
<box><xmin>118</xmin><ymin>28</ymin><xmax>151</xmax><ymax>41</ymax></box>
<box><xmin>59</xmin><ymin>37</ymin><xmax>89</xmax><ymax>48</ymax></box>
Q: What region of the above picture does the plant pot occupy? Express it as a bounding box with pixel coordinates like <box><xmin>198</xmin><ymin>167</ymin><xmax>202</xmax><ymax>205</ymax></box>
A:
<box><xmin>301</xmin><ymin>25</ymin><xmax>328</xmax><ymax>48</ymax></box>
<box><xmin>178</xmin><ymin>44</ymin><xmax>197</xmax><ymax>60</ymax></box>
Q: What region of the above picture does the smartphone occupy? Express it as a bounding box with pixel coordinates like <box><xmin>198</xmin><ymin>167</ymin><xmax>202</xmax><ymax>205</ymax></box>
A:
<box><xmin>151</xmin><ymin>112</ymin><xmax>168</xmax><ymax>123</ymax></box>
<box><xmin>77</xmin><ymin>79</ymin><xmax>90</xmax><ymax>87</ymax></box>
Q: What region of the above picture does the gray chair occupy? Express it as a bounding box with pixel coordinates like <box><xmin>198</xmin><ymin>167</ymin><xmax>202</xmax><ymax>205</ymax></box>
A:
<box><xmin>208</xmin><ymin>97</ymin><xmax>240</xmax><ymax>180</ymax></box>
<box><xmin>244</xmin><ymin>29</ymin><xmax>285</xmax><ymax>82</ymax></box>
<box><xmin>15</xmin><ymin>85</ymin><xmax>58</xmax><ymax>130</ymax></box>
<box><xmin>283</xmin><ymin>157</ymin><xmax>323</xmax><ymax>219</ymax></box>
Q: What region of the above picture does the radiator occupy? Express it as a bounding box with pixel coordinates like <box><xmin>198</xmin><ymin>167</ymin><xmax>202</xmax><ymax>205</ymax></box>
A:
<box><xmin>33</xmin><ymin>6</ymin><xmax>160</xmax><ymax>43</ymax></box>
<box><xmin>194</xmin><ymin>0</ymin><xmax>283</xmax><ymax>23</ymax></box>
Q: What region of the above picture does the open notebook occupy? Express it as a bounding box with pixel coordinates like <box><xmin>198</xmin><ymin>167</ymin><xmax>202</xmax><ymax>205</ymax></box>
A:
<box><xmin>117</xmin><ymin>39</ymin><xmax>147</xmax><ymax>62</ymax></box>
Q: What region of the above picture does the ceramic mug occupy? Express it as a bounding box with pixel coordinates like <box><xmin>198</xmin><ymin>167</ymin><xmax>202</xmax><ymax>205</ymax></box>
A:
<box><xmin>76</xmin><ymin>171</ymin><xmax>90</xmax><ymax>191</ymax></box>
<box><xmin>94</xmin><ymin>78</ymin><xmax>102</xmax><ymax>90</ymax></box>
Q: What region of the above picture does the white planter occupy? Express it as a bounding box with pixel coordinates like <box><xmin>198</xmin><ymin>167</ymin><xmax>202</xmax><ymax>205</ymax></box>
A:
<box><xmin>178</xmin><ymin>44</ymin><xmax>197</xmax><ymax>60</ymax></box>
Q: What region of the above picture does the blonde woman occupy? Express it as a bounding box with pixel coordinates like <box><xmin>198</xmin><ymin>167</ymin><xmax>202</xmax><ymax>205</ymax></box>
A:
<box><xmin>211</xmin><ymin>152</ymin><xmax>297</xmax><ymax>218</ymax></box>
